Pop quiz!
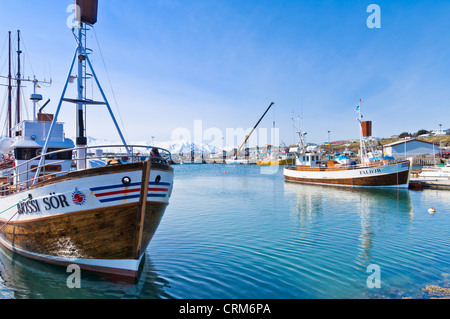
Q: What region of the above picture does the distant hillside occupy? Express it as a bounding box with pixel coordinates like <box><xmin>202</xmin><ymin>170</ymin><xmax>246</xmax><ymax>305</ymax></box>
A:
<box><xmin>80</xmin><ymin>135</ymin><xmax>450</xmax><ymax>156</ymax></box>
<box><xmin>324</xmin><ymin>135</ymin><xmax>450</xmax><ymax>153</ymax></box>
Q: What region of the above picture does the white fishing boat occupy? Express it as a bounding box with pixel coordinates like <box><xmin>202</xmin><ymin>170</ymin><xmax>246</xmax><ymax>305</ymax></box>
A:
<box><xmin>410</xmin><ymin>160</ymin><xmax>450</xmax><ymax>190</ymax></box>
<box><xmin>0</xmin><ymin>1</ymin><xmax>174</xmax><ymax>278</ymax></box>
<box><xmin>284</xmin><ymin>101</ymin><xmax>411</xmax><ymax>188</ymax></box>
<box><xmin>193</xmin><ymin>158</ymin><xmax>206</xmax><ymax>164</ymax></box>
<box><xmin>225</xmin><ymin>158</ymin><xmax>249</xmax><ymax>165</ymax></box>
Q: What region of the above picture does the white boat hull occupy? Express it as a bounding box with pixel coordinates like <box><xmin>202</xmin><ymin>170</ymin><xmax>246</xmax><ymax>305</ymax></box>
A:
<box><xmin>226</xmin><ymin>159</ymin><xmax>249</xmax><ymax>165</ymax></box>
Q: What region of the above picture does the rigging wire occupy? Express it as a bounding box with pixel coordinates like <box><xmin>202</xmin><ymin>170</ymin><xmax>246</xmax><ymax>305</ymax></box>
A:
<box><xmin>0</xmin><ymin>88</ymin><xmax>8</xmax><ymax>136</ymax></box>
<box><xmin>21</xmin><ymin>86</ymin><xmax>30</xmax><ymax>121</ymax></box>
<box><xmin>0</xmin><ymin>35</ymin><xmax>8</xmax><ymax>75</ymax></box>
<box><xmin>91</xmin><ymin>26</ymin><xmax>129</xmax><ymax>143</ymax></box>
<box><xmin>20</xmin><ymin>34</ymin><xmax>36</xmax><ymax>79</ymax></box>
<box><xmin>0</xmin><ymin>31</ymin><xmax>49</xmax><ymax>134</ymax></box>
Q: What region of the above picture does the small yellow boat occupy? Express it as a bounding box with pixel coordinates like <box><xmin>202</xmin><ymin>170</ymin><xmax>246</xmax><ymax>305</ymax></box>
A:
<box><xmin>257</xmin><ymin>157</ymin><xmax>294</xmax><ymax>166</ymax></box>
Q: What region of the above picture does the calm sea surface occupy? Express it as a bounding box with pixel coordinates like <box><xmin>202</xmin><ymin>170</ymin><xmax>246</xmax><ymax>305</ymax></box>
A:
<box><xmin>0</xmin><ymin>164</ymin><xmax>449</xmax><ymax>299</ymax></box>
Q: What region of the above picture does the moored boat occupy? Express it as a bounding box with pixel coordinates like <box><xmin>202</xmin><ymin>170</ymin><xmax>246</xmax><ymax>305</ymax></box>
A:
<box><xmin>283</xmin><ymin>100</ymin><xmax>411</xmax><ymax>188</ymax></box>
<box><xmin>257</xmin><ymin>155</ymin><xmax>295</xmax><ymax>166</ymax></box>
<box><xmin>409</xmin><ymin>160</ymin><xmax>450</xmax><ymax>190</ymax></box>
<box><xmin>226</xmin><ymin>158</ymin><xmax>249</xmax><ymax>165</ymax></box>
<box><xmin>284</xmin><ymin>156</ymin><xmax>411</xmax><ymax>188</ymax></box>
<box><xmin>0</xmin><ymin>1</ymin><xmax>174</xmax><ymax>278</ymax></box>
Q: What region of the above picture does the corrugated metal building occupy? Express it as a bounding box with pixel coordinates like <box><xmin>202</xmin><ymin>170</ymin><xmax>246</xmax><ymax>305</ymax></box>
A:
<box><xmin>383</xmin><ymin>139</ymin><xmax>439</xmax><ymax>157</ymax></box>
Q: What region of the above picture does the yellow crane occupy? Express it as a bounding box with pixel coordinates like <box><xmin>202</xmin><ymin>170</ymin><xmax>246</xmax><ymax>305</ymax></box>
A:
<box><xmin>233</xmin><ymin>102</ymin><xmax>275</xmax><ymax>157</ymax></box>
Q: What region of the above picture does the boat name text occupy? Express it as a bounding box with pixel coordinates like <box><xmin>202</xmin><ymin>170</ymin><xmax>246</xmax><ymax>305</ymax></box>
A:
<box><xmin>17</xmin><ymin>193</ymin><xmax>71</xmax><ymax>215</ymax></box>
<box><xmin>359</xmin><ymin>168</ymin><xmax>382</xmax><ymax>175</ymax></box>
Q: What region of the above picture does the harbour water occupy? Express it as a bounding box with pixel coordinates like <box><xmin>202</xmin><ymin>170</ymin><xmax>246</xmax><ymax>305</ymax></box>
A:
<box><xmin>0</xmin><ymin>164</ymin><xmax>449</xmax><ymax>299</ymax></box>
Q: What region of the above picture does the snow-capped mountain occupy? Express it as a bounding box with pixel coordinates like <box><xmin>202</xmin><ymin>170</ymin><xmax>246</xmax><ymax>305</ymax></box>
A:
<box><xmin>82</xmin><ymin>137</ymin><xmax>226</xmax><ymax>155</ymax></box>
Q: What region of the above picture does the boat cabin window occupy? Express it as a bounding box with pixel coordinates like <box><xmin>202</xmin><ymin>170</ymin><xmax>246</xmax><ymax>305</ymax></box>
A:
<box><xmin>15</xmin><ymin>148</ymin><xmax>72</xmax><ymax>161</ymax></box>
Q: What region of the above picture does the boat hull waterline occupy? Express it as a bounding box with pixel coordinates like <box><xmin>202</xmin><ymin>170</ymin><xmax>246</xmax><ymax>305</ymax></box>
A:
<box><xmin>284</xmin><ymin>161</ymin><xmax>411</xmax><ymax>188</ymax></box>
<box><xmin>409</xmin><ymin>177</ymin><xmax>450</xmax><ymax>190</ymax></box>
<box><xmin>0</xmin><ymin>161</ymin><xmax>174</xmax><ymax>278</ymax></box>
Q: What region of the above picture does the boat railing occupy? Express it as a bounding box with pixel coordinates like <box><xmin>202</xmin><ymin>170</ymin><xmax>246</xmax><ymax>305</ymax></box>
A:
<box><xmin>0</xmin><ymin>145</ymin><xmax>172</xmax><ymax>196</ymax></box>
<box><xmin>286</xmin><ymin>158</ymin><xmax>410</xmax><ymax>171</ymax></box>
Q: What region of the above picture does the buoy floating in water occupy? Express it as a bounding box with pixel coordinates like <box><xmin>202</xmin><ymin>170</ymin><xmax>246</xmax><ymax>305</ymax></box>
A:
<box><xmin>428</xmin><ymin>207</ymin><xmax>436</xmax><ymax>215</ymax></box>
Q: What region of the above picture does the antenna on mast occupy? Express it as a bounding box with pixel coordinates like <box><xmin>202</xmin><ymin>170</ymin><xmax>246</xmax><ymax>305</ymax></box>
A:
<box><xmin>30</xmin><ymin>76</ymin><xmax>52</xmax><ymax>121</ymax></box>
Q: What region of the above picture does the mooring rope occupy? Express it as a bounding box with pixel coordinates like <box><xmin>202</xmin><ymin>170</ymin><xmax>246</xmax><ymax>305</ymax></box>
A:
<box><xmin>0</xmin><ymin>197</ymin><xmax>30</xmax><ymax>216</ymax></box>
<box><xmin>0</xmin><ymin>196</ymin><xmax>31</xmax><ymax>232</ymax></box>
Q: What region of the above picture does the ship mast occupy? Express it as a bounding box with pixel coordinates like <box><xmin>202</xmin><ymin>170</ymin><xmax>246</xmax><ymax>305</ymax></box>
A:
<box><xmin>357</xmin><ymin>99</ymin><xmax>366</xmax><ymax>163</ymax></box>
<box><xmin>16</xmin><ymin>30</ymin><xmax>22</xmax><ymax>127</ymax></box>
<box><xmin>76</xmin><ymin>26</ymin><xmax>87</xmax><ymax>168</ymax></box>
<box><xmin>7</xmin><ymin>32</ymin><xmax>12</xmax><ymax>137</ymax></box>
<box><xmin>34</xmin><ymin>0</ymin><xmax>130</xmax><ymax>180</ymax></box>
<box><xmin>2</xmin><ymin>30</ymin><xmax>52</xmax><ymax>137</ymax></box>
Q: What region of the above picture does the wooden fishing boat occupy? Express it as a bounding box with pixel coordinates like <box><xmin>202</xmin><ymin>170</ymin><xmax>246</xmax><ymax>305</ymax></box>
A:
<box><xmin>0</xmin><ymin>153</ymin><xmax>173</xmax><ymax>277</ymax></box>
<box><xmin>0</xmin><ymin>1</ymin><xmax>174</xmax><ymax>278</ymax></box>
<box><xmin>284</xmin><ymin>101</ymin><xmax>411</xmax><ymax>188</ymax></box>
<box><xmin>284</xmin><ymin>156</ymin><xmax>411</xmax><ymax>188</ymax></box>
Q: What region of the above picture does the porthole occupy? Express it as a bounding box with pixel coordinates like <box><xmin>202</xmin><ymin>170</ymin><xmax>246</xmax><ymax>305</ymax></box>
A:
<box><xmin>122</xmin><ymin>176</ymin><xmax>131</xmax><ymax>185</ymax></box>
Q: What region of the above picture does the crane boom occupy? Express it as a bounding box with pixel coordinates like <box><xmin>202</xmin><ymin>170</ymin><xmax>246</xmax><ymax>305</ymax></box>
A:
<box><xmin>234</xmin><ymin>102</ymin><xmax>275</xmax><ymax>156</ymax></box>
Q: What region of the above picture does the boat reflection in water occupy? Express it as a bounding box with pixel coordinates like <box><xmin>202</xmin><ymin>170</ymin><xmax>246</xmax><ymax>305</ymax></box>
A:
<box><xmin>0</xmin><ymin>244</ymin><xmax>173</xmax><ymax>298</ymax></box>
<box><xmin>283</xmin><ymin>182</ymin><xmax>414</xmax><ymax>277</ymax></box>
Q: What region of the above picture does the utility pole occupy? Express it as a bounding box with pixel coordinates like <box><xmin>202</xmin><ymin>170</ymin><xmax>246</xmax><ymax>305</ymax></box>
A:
<box><xmin>328</xmin><ymin>130</ymin><xmax>331</xmax><ymax>155</ymax></box>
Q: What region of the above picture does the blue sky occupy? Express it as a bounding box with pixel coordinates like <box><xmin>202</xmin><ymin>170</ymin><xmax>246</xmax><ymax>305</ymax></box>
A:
<box><xmin>0</xmin><ymin>0</ymin><xmax>449</xmax><ymax>147</ymax></box>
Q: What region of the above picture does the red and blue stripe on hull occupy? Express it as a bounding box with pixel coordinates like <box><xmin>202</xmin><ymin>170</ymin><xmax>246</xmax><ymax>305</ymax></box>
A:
<box><xmin>90</xmin><ymin>181</ymin><xmax>170</xmax><ymax>203</ymax></box>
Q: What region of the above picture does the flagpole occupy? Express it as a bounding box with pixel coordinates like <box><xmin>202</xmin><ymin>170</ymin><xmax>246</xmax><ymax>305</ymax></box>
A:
<box><xmin>357</xmin><ymin>99</ymin><xmax>364</xmax><ymax>163</ymax></box>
